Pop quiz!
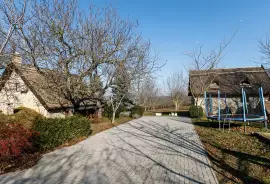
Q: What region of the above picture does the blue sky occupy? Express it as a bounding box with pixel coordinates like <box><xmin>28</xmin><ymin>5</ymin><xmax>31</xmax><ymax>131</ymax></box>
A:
<box><xmin>79</xmin><ymin>0</ymin><xmax>270</xmax><ymax>85</ymax></box>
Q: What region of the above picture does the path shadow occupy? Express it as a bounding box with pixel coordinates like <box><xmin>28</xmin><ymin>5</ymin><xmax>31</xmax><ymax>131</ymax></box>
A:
<box><xmin>110</xmin><ymin>118</ymin><xmax>266</xmax><ymax>184</ymax></box>
<box><xmin>206</xmin><ymin>142</ymin><xmax>269</xmax><ymax>184</ymax></box>
<box><xmin>1</xmin><ymin>117</ymin><xmax>265</xmax><ymax>184</ymax></box>
<box><xmin>107</xmin><ymin>119</ymin><xmax>220</xmax><ymax>183</ymax></box>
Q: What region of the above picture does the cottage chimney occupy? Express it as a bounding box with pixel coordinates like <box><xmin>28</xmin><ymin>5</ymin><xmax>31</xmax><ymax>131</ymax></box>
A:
<box><xmin>11</xmin><ymin>52</ymin><xmax>22</xmax><ymax>64</ymax></box>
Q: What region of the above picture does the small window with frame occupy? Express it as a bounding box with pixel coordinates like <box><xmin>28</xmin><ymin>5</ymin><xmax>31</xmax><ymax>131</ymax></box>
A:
<box><xmin>15</xmin><ymin>82</ymin><xmax>19</xmax><ymax>92</ymax></box>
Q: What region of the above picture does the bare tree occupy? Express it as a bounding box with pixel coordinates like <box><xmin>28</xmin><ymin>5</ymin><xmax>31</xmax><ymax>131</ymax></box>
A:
<box><xmin>139</xmin><ymin>76</ymin><xmax>159</xmax><ymax>111</ymax></box>
<box><xmin>0</xmin><ymin>0</ymin><xmax>27</xmax><ymax>68</ymax></box>
<box><xmin>188</xmin><ymin>33</ymin><xmax>236</xmax><ymax>107</ymax></box>
<box><xmin>0</xmin><ymin>1</ymin><xmax>163</xmax><ymax>116</ymax></box>
<box><xmin>109</xmin><ymin>63</ymin><xmax>131</xmax><ymax>123</ymax></box>
<box><xmin>167</xmin><ymin>72</ymin><xmax>186</xmax><ymax>111</ymax></box>
<box><xmin>259</xmin><ymin>36</ymin><xmax>270</xmax><ymax>64</ymax></box>
<box><xmin>109</xmin><ymin>65</ymin><xmax>161</xmax><ymax>122</ymax></box>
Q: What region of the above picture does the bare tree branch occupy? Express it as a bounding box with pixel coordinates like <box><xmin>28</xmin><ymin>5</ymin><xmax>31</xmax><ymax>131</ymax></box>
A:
<box><xmin>188</xmin><ymin>32</ymin><xmax>236</xmax><ymax>107</ymax></box>
<box><xmin>167</xmin><ymin>72</ymin><xmax>187</xmax><ymax>111</ymax></box>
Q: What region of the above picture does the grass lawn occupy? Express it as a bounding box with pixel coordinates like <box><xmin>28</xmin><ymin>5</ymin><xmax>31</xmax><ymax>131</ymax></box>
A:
<box><xmin>193</xmin><ymin>118</ymin><xmax>270</xmax><ymax>184</ymax></box>
<box><xmin>91</xmin><ymin>117</ymin><xmax>133</xmax><ymax>135</ymax></box>
<box><xmin>144</xmin><ymin>106</ymin><xmax>190</xmax><ymax>117</ymax></box>
<box><xmin>260</xmin><ymin>132</ymin><xmax>270</xmax><ymax>139</ymax></box>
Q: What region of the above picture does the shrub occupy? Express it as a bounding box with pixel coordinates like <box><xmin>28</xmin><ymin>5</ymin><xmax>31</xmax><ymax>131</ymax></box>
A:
<box><xmin>10</xmin><ymin>107</ymin><xmax>43</xmax><ymax>129</ymax></box>
<box><xmin>189</xmin><ymin>105</ymin><xmax>203</xmax><ymax>118</ymax></box>
<box><xmin>130</xmin><ymin>105</ymin><xmax>144</xmax><ymax>118</ymax></box>
<box><xmin>119</xmin><ymin>111</ymin><xmax>131</xmax><ymax>117</ymax></box>
<box><xmin>0</xmin><ymin>113</ymin><xmax>10</xmax><ymax>124</ymax></box>
<box><xmin>103</xmin><ymin>104</ymin><xmax>126</xmax><ymax>119</ymax></box>
<box><xmin>0</xmin><ymin>123</ymin><xmax>37</xmax><ymax>157</ymax></box>
<box><xmin>103</xmin><ymin>105</ymin><xmax>113</xmax><ymax>119</ymax></box>
<box><xmin>32</xmin><ymin>116</ymin><xmax>91</xmax><ymax>151</ymax></box>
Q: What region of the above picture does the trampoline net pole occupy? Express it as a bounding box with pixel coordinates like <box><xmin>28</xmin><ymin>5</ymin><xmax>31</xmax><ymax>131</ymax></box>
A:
<box><xmin>210</xmin><ymin>94</ymin><xmax>212</xmax><ymax>114</ymax></box>
<box><xmin>259</xmin><ymin>87</ymin><xmax>267</xmax><ymax>129</ymax></box>
<box><xmin>242</xmin><ymin>88</ymin><xmax>246</xmax><ymax>133</ymax></box>
<box><xmin>244</xmin><ymin>91</ymin><xmax>248</xmax><ymax>115</ymax></box>
<box><xmin>204</xmin><ymin>91</ymin><xmax>208</xmax><ymax>117</ymax></box>
<box><xmin>218</xmin><ymin>90</ymin><xmax>221</xmax><ymax>129</ymax></box>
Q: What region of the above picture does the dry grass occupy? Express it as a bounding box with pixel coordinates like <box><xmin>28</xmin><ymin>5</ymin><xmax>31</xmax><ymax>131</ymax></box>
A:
<box><xmin>150</xmin><ymin>106</ymin><xmax>190</xmax><ymax>113</ymax></box>
<box><xmin>91</xmin><ymin>117</ymin><xmax>133</xmax><ymax>135</ymax></box>
<box><xmin>0</xmin><ymin>153</ymin><xmax>41</xmax><ymax>175</ymax></box>
<box><xmin>143</xmin><ymin>111</ymin><xmax>155</xmax><ymax>116</ymax></box>
<box><xmin>193</xmin><ymin>118</ymin><xmax>270</xmax><ymax>184</ymax></box>
<box><xmin>260</xmin><ymin>132</ymin><xmax>270</xmax><ymax>139</ymax></box>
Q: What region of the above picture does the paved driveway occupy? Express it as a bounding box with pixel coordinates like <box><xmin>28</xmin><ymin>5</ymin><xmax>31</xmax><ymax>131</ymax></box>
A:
<box><xmin>0</xmin><ymin>116</ymin><xmax>218</xmax><ymax>184</ymax></box>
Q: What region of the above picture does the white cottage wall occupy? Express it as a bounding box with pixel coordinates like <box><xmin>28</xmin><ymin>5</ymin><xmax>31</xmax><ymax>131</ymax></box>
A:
<box><xmin>0</xmin><ymin>71</ymin><xmax>65</xmax><ymax>118</ymax></box>
<box><xmin>197</xmin><ymin>96</ymin><xmax>261</xmax><ymax>115</ymax></box>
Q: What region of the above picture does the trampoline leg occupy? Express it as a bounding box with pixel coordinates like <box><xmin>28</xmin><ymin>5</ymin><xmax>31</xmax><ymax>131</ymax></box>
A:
<box><xmin>219</xmin><ymin>120</ymin><xmax>221</xmax><ymax>130</ymax></box>
<box><xmin>265</xmin><ymin>120</ymin><xmax>268</xmax><ymax>130</ymax></box>
<box><xmin>244</xmin><ymin>122</ymin><xmax>246</xmax><ymax>133</ymax></box>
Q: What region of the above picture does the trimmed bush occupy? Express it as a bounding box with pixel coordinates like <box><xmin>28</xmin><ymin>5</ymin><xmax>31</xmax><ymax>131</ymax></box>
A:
<box><xmin>32</xmin><ymin>116</ymin><xmax>91</xmax><ymax>151</ymax></box>
<box><xmin>11</xmin><ymin>107</ymin><xmax>43</xmax><ymax>129</ymax></box>
<box><xmin>0</xmin><ymin>123</ymin><xmax>37</xmax><ymax>157</ymax></box>
<box><xmin>0</xmin><ymin>113</ymin><xmax>10</xmax><ymax>124</ymax></box>
<box><xmin>130</xmin><ymin>105</ymin><xmax>144</xmax><ymax>118</ymax></box>
<box><xmin>189</xmin><ymin>105</ymin><xmax>203</xmax><ymax>118</ymax></box>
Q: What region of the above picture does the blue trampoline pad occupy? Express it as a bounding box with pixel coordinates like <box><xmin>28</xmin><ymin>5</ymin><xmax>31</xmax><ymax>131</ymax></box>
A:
<box><xmin>207</xmin><ymin>114</ymin><xmax>265</xmax><ymax>122</ymax></box>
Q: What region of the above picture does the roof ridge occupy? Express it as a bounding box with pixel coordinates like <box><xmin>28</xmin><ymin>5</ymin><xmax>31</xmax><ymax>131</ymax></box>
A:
<box><xmin>190</xmin><ymin>66</ymin><xmax>262</xmax><ymax>71</ymax></box>
<box><xmin>189</xmin><ymin>67</ymin><xmax>263</xmax><ymax>74</ymax></box>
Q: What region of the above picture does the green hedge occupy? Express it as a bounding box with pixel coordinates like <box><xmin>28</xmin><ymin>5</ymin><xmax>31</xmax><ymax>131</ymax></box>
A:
<box><xmin>130</xmin><ymin>105</ymin><xmax>144</xmax><ymax>117</ymax></box>
<box><xmin>32</xmin><ymin>116</ymin><xmax>91</xmax><ymax>151</ymax></box>
<box><xmin>189</xmin><ymin>106</ymin><xmax>203</xmax><ymax>118</ymax></box>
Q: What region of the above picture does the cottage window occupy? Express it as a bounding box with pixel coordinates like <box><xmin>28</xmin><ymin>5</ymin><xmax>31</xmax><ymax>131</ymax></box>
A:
<box><xmin>209</xmin><ymin>82</ymin><xmax>219</xmax><ymax>90</ymax></box>
<box><xmin>15</xmin><ymin>83</ymin><xmax>19</xmax><ymax>92</ymax></box>
<box><xmin>240</xmin><ymin>78</ymin><xmax>251</xmax><ymax>88</ymax></box>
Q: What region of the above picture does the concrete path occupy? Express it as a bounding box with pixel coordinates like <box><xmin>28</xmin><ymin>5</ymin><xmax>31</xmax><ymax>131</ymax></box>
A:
<box><xmin>0</xmin><ymin>116</ymin><xmax>218</xmax><ymax>184</ymax></box>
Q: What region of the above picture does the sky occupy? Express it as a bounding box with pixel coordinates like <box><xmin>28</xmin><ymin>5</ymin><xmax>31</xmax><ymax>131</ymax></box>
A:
<box><xmin>79</xmin><ymin>0</ymin><xmax>270</xmax><ymax>86</ymax></box>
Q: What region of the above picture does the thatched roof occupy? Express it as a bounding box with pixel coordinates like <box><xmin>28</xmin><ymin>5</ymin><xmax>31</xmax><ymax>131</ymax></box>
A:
<box><xmin>0</xmin><ymin>55</ymin><xmax>98</xmax><ymax>110</ymax></box>
<box><xmin>188</xmin><ymin>66</ymin><xmax>270</xmax><ymax>96</ymax></box>
<box><xmin>0</xmin><ymin>54</ymin><xmax>11</xmax><ymax>68</ymax></box>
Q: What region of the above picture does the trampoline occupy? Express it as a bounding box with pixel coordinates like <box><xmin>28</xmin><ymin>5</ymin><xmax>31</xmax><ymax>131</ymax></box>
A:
<box><xmin>204</xmin><ymin>87</ymin><xmax>268</xmax><ymax>132</ymax></box>
<box><xmin>207</xmin><ymin>114</ymin><xmax>265</xmax><ymax>122</ymax></box>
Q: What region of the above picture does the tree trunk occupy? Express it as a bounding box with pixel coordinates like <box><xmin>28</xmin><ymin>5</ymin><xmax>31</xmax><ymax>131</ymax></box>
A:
<box><xmin>195</xmin><ymin>97</ymin><xmax>199</xmax><ymax>107</ymax></box>
<box><xmin>175</xmin><ymin>101</ymin><xmax>178</xmax><ymax>111</ymax></box>
<box><xmin>112</xmin><ymin>111</ymin><xmax>116</xmax><ymax>123</ymax></box>
<box><xmin>97</xmin><ymin>101</ymin><xmax>102</xmax><ymax>118</ymax></box>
